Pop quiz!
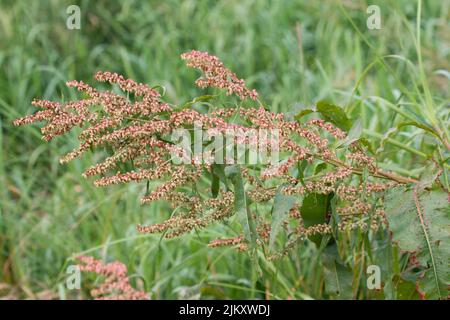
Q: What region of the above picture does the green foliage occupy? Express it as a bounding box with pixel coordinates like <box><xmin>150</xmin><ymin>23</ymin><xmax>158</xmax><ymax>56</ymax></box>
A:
<box><xmin>269</xmin><ymin>187</ymin><xmax>298</xmax><ymax>252</ymax></box>
<box><xmin>394</xmin><ymin>277</ymin><xmax>421</xmax><ymax>300</ymax></box>
<box><xmin>385</xmin><ymin>186</ymin><xmax>450</xmax><ymax>299</ymax></box>
<box><xmin>179</xmin><ymin>95</ymin><xmax>217</xmax><ymax>111</ymax></box>
<box><xmin>315</xmin><ymin>101</ymin><xmax>352</xmax><ymax>131</ymax></box>
<box><xmin>211</xmin><ymin>164</ymin><xmax>228</xmax><ymax>197</ymax></box>
<box><xmin>294</xmin><ymin>101</ymin><xmax>352</xmax><ymax>131</ymax></box>
<box><xmin>301</xmin><ymin>193</ymin><xmax>330</xmax><ymax>228</ymax></box>
<box><xmin>322</xmin><ymin>246</ymin><xmax>353</xmax><ymax>300</ymax></box>
<box><xmin>336</xmin><ymin>118</ymin><xmax>362</xmax><ymax>148</ymax></box>
<box><xmin>225</xmin><ymin>165</ymin><xmax>258</xmax><ymax>250</ymax></box>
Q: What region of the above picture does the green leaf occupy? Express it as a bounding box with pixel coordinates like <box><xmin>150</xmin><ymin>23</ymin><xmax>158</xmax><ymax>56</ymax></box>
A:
<box><xmin>192</xmin><ymin>94</ymin><xmax>216</xmax><ymax>103</ymax></box>
<box><xmin>269</xmin><ymin>187</ymin><xmax>299</xmax><ymax>252</ymax></box>
<box><xmin>225</xmin><ymin>165</ymin><xmax>257</xmax><ymax>249</ymax></box>
<box><xmin>211</xmin><ymin>164</ymin><xmax>228</xmax><ymax>197</ymax></box>
<box><xmin>322</xmin><ymin>245</ymin><xmax>354</xmax><ymax>299</ymax></box>
<box><xmin>385</xmin><ymin>186</ymin><xmax>450</xmax><ymax>299</ymax></box>
<box><xmin>300</xmin><ymin>193</ymin><xmax>332</xmax><ymax>246</ymax></box>
<box><xmin>291</xmin><ymin>103</ymin><xmax>316</xmax><ymax>121</ymax></box>
<box><xmin>417</xmin><ymin>162</ymin><xmax>441</xmax><ymax>189</ymax></box>
<box><xmin>323</xmin><ymin>261</ymin><xmax>354</xmax><ymax>299</ymax></box>
<box><xmin>151</xmin><ymin>85</ymin><xmax>166</xmax><ymax>96</ymax></box>
<box><xmin>313</xmin><ymin>162</ymin><xmax>327</xmax><ymax>175</ymax></box>
<box><xmin>398</xmin><ymin>121</ymin><xmax>440</xmax><ymax>139</ymax></box>
<box><xmin>375</xmin><ymin>126</ymin><xmax>399</xmax><ymax>154</ymax></box>
<box><xmin>296</xmin><ymin>160</ymin><xmax>308</xmax><ymax>185</ymax></box>
<box><xmin>292</xmin><ymin>101</ymin><xmax>352</xmax><ymax>131</ymax></box>
<box><xmin>358</xmin><ymin>137</ymin><xmax>376</xmax><ymax>155</ymax></box>
<box><xmin>376</xmin><ymin>121</ymin><xmax>440</xmax><ymax>154</ymax></box>
<box><xmin>336</xmin><ymin>118</ymin><xmax>362</xmax><ymax>148</ymax></box>
<box><xmin>394</xmin><ymin>276</ymin><xmax>421</xmax><ymax>300</ymax></box>
<box><xmin>211</xmin><ymin>169</ymin><xmax>220</xmax><ymax>198</ymax></box>
<box><xmin>199</xmin><ymin>285</ymin><xmax>227</xmax><ymax>299</ymax></box>
<box><xmin>179</xmin><ymin>95</ymin><xmax>216</xmax><ymax>110</ymax></box>
<box><xmin>301</xmin><ymin>193</ymin><xmax>331</xmax><ymax>227</ymax></box>
<box><xmin>316</xmin><ymin>101</ymin><xmax>352</xmax><ymax>131</ymax></box>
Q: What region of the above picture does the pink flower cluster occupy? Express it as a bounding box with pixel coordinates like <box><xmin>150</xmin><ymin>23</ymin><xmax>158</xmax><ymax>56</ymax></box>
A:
<box><xmin>181</xmin><ymin>50</ymin><xmax>258</xmax><ymax>100</ymax></box>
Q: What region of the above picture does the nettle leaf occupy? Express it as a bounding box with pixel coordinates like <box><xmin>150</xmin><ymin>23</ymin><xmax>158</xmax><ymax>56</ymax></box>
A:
<box><xmin>385</xmin><ymin>186</ymin><xmax>450</xmax><ymax>299</ymax></box>
<box><xmin>225</xmin><ymin>165</ymin><xmax>257</xmax><ymax>249</ymax></box>
<box><xmin>316</xmin><ymin>101</ymin><xmax>352</xmax><ymax>131</ymax></box>
<box><xmin>269</xmin><ymin>187</ymin><xmax>299</xmax><ymax>252</ymax></box>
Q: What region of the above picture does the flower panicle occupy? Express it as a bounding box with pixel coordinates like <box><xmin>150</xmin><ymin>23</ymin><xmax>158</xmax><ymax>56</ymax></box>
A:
<box><xmin>13</xmin><ymin>50</ymin><xmax>403</xmax><ymax>252</ymax></box>
<box><xmin>181</xmin><ymin>50</ymin><xmax>258</xmax><ymax>100</ymax></box>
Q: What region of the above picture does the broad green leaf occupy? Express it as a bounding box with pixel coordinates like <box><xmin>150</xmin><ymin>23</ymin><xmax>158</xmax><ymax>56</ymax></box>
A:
<box><xmin>301</xmin><ymin>193</ymin><xmax>332</xmax><ymax>246</ymax></box>
<box><xmin>394</xmin><ymin>276</ymin><xmax>421</xmax><ymax>300</ymax></box>
<box><xmin>301</xmin><ymin>193</ymin><xmax>331</xmax><ymax>227</ymax></box>
<box><xmin>269</xmin><ymin>187</ymin><xmax>299</xmax><ymax>252</ymax></box>
<box><xmin>225</xmin><ymin>165</ymin><xmax>257</xmax><ymax>249</ymax></box>
<box><xmin>316</xmin><ymin>101</ymin><xmax>352</xmax><ymax>131</ymax></box>
<box><xmin>375</xmin><ymin>126</ymin><xmax>398</xmax><ymax>154</ymax></box>
<box><xmin>385</xmin><ymin>186</ymin><xmax>450</xmax><ymax>299</ymax></box>
<box><xmin>292</xmin><ymin>101</ymin><xmax>352</xmax><ymax>131</ymax></box>
<box><xmin>384</xmin><ymin>187</ymin><xmax>423</xmax><ymax>251</ymax></box>
<box><xmin>376</xmin><ymin>121</ymin><xmax>440</xmax><ymax>154</ymax></box>
<box><xmin>417</xmin><ymin>162</ymin><xmax>441</xmax><ymax>189</ymax></box>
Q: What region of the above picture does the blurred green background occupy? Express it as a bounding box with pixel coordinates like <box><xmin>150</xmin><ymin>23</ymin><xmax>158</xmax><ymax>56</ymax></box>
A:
<box><xmin>0</xmin><ymin>0</ymin><xmax>448</xmax><ymax>299</ymax></box>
